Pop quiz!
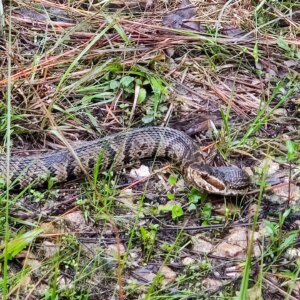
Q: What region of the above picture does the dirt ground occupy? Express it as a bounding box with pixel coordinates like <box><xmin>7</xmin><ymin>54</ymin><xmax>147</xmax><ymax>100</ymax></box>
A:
<box><xmin>0</xmin><ymin>1</ymin><xmax>300</xmax><ymax>299</ymax></box>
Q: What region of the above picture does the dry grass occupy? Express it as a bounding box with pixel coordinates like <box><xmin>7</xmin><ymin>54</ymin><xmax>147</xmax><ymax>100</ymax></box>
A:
<box><xmin>0</xmin><ymin>0</ymin><xmax>300</xmax><ymax>299</ymax></box>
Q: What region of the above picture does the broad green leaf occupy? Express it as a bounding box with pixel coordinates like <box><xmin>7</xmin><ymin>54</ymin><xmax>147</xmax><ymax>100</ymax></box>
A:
<box><xmin>188</xmin><ymin>203</ymin><xmax>197</xmax><ymax>211</ymax></box>
<box><xmin>142</xmin><ymin>114</ymin><xmax>154</xmax><ymax>124</ymax></box>
<box><xmin>120</xmin><ymin>76</ymin><xmax>134</xmax><ymax>87</ymax></box>
<box><xmin>188</xmin><ymin>189</ymin><xmax>201</xmax><ymax>204</ymax></box>
<box><xmin>110</xmin><ymin>80</ymin><xmax>120</xmax><ymax>89</ymax></box>
<box><xmin>168</xmin><ymin>175</ymin><xmax>178</xmax><ymax>186</ymax></box>
<box><xmin>0</xmin><ymin>228</ymin><xmax>44</xmax><ymax>260</ymax></box>
<box><xmin>202</xmin><ymin>203</ymin><xmax>212</xmax><ymax>220</ymax></box>
<box><xmin>167</xmin><ymin>191</ymin><xmax>175</xmax><ymax>200</ymax></box>
<box><xmin>137</xmin><ymin>87</ymin><xmax>147</xmax><ymax>104</ymax></box>
<box><xmin>172</xmin><ymin>205</ymin><xmax>183</xmax><ymax>219</ymax></box>
<box><xmin>277</xmin><ymin>36</ymin><xmax>290</xmax><ymax>51</ymax></box>
<box><xmin>150</xmin><ymin>77</ymin><xmax>162</xmax><ymax>96</ymax></box>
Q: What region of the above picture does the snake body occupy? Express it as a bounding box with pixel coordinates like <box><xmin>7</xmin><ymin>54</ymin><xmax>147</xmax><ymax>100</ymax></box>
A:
<box><xmin>0</xmin><ymin>127</ymin><xmax>250</xmax><ymax>195</ymax></box>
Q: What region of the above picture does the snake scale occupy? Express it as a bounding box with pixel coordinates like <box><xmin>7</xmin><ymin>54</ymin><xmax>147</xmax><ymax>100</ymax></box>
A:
<box><xmin>0</xmin><ymin>127</ymin><xmax>250</xmax><ymax>195</ymax></box>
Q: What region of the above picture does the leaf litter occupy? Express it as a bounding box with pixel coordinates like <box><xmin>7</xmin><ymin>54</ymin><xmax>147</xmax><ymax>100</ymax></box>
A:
<box><xmin>0</xmin><ymin>0</ymin><xmax>300</xmax><ymax>299</ymax></box>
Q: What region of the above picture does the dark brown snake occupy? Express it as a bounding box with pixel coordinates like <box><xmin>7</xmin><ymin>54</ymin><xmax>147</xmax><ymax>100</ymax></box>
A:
<box><xmin>0</xmin><ymin>127</ymin><xmax>250</xmax><ymax>195</ymax></box>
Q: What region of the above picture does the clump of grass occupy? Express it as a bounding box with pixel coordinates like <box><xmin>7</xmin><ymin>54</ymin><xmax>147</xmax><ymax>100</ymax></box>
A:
<box><xmin>1</xmin><ymin>1</ymin><xmax>300</xmax><ymax>299</ymax></box>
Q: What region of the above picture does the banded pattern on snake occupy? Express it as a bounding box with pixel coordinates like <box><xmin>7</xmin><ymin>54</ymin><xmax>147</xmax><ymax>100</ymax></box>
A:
<box><xmin>0</xmin><ymin>127</ymin><xmax>250</xmax><ymax>195</ymax></box>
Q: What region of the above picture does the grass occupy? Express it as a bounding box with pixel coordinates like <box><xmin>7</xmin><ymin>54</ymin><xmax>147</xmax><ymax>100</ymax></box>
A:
<box><xmin>1</xmin><ymin>0</ymin><xmax>300</xmax><ymax>299</ymax></box>
<box><xmin>2</xmin><ymin>4</ymin><xmax>12</xmax><ymax>298</ymax></box>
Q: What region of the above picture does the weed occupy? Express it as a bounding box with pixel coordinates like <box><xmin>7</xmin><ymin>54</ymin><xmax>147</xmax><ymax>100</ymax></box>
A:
<box><xmin>139</xmin><ymin>224</ymin><xmax>159</xmax><ymax>262</ymax></box>
<box><xmin>1</xmin><ymin>1</ymin><xmax>300</xmax><ymax>299</ymax></box>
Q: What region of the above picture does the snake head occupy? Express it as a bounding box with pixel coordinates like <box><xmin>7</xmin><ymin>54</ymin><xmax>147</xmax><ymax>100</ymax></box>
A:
<box><xmin>185</xmin><ymin>163</ymin><xmax>250</xmax><ymax>196</ymax></box>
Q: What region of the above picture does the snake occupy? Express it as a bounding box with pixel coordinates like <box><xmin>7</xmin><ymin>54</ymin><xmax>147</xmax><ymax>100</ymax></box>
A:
<box><xmin>0</xmin><ymin>127</ymin><xmax>250</xmax><ymax>195</ymax></box>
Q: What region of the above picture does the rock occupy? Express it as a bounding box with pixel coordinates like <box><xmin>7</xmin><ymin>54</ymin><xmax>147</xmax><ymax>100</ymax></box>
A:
<box><xmin>174</xmin><ymin>178</ymin><xmax>186</xmax><ymax>191</ymax></box>
<box><xmin>64</xmin><ymin>211</ymin><xmax>86</xmax><ymax>231</ymax></box>
<box><xmin>26</xmin><ymin>258</ymin><xmax>42</xmax><ymax>271</ymax></box>
<box><xmin>41</xmin><ymin>222</ymin><xmax>59</xmax><ymax>234</ymax></box>
<box><xmin>225</xmin><ymin>265</ymin><xmax>243</xmax><ymax>278</ymax></box>
<box><xmin>202</xmin><ymin>278</ymin><xmax>223</xmax><ymax>291</ymax></box>
<box><xmin>244</xmin><ymin>167</ymin><xmax>254</xmax><ymax>177</ymax></box>
<box><xmin>35</xmin><ymin>283</ymin><xmax>49</xmax><ymax>296</ymax></box>
<box><xmin>214</xmin><ymin>242</ymin><xmax>244</xmax><ymax>259</ymax></box>
<box><xmin>182</xmin><ymin>257</ymin><xmax>195</xmax><ymax>266</ymax></box>
<box><xmin>294</xmin><ymin>220</ymin><xmax>300</xmax><ymax>229</ymax></box>
<box><xmin>41</xmin><ymin>241</ymin><xmax>60</xmax><ymax>258</ymax></box>
<box><xmin>227</xmin><ymin>227</ymin><xmax>247</xmax><ymax>247</ymax></box>
<box><xmin>247</xmin><ymin>203</ymin><xmax>258</xmax><ymax>218</ymax></box>
<box><xmin>106</xmin><ymin>243</ymin><xmax>126</xmax><ymax>257</ymax></box>
<box><xmin>258</xmin><ymin>158</ymin><xmax>279</xmax><ymax>176</ymax></box>
<box><xmin>57</xmin><ymin>275</ymin><xmax>73</xmax><ymax>290</ymax></box>
<box><xmin>285</xmin><ymin>248</ymin><xmax>300</xmax><ymax>260</ymax></box>
<box><xmin>118</xmin><ymin>188</ymin><xmax>137</xmax><ymax>208</ymax></box>
<box><xmin>141</xmin><ymin>272</ymin><xmax>156</xmax><ymax>283</ymax></box>
<box><xmin>133</xmin><ymin>265</ymin><xmax>176</xmax><ymax>286</ymax></box>
<box><xmin>284</xmin><ymin>60</ymin><xmax>298</xmax><ymax>67</ymax></box>
<box><xmin>272</xmin><ymin>108</ymin><xmax>287</xmax><ymax>116</ymax></box>
<box><xmin>18</xmin><ymin>274</ymin><xmax>32</xmax><ymax>289</ymax></box>
<box><xmin>134</xmin><ymin>267</ymin><xmax>156</xmax><ymax>283</ymax></box>
<box><xmin>129</xmin><ymin>251</ymin><xmax>139</xmax><ymax>260</ymax></box>
<box><xmin>161</xmin><ymin>266</ymin><xmax>177</xmax><ymax>286</ymax></box>
<box><xmin>213</xmin><ymin>227</ymin><xmax>261</xmax><ymax>259</ymax></box>
<box><xmin>191</xmin><ymin>235</ymin><xmax>213</xmax><ymax>254</ymax></box>
<box><xmin>17</xmin><ymin>250</ymin><xmax>36</xmax><ymax>259</ymax></box>
<box><xmin>291</xmin><ymin>281</ymin><xmax>300</xmax><ymax>299</ymax></box>
<box><xmin>129</xmin><ymin>165</ymin><xmax>150</xmax><ymax>179</ymax></box>
<box><xmin>268</xmin><ymin>183</ymin><xmax>300</xmax><ymax>206</ymax></box>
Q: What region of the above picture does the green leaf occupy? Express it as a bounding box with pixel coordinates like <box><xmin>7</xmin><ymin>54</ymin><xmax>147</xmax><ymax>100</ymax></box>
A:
<box><xmin>103</xmin><ymin>15</ymin><xmax>129</xmax><ymax>43</ymax></box>
<box><xmin>85</xmin><ymin>112</ymin><xmax>99</xmax><ymax>129</ymax></box>
<box><xmin>81</xmin><ymin>92</ymin><xmax>115</xmax><ymax>103</ymax></box>
<box><xmin>253</xmin><ymin>42</ymin><xmax>259</xmax><ymax>64</ymax></box>
<box><xmin>119</xmin><ymin>103</ymin><xmax>129</xmax><ymax>109</ymax></box>
<box><xmin>277</xmin><ymin>36</ymin><xmax>290</xmax><ymax>51</ymax></box>
<box><xmin>30</xmin><ymin>189</ymin><xmax>44</xmax><ymax>201</ymax></box>
<box><xmin>201</xmin><ymin>203</ymin><xmax>212</xmax><ymax>220</ymax></box>
<box><xmin>158</xmin><ymin>204</ymin><xmax>173</xmax><ymax>212</ymax></box>
<box><xmin>286</xmin><ymin>140</ymin><xmax>296</xmax><ymax>161</ymax></box>
<box><xmin>0</xmin><ymin>178</ymin><xmax>5</xmax><ymax>189</ymax></box>
<box><xmin>137</xmin><ymin>88</ymin><xmax>147</xmax><ymax>104</ymax></box>
<box><xmin>188</xmin><ymin>203</ymin><xmax>197</xmax><ymax>211</ymax></box>
<box><xmin>188</xmin><ymin>189</ymin><xmax>201</xmax><ymax>204</ymax></box>
<box><xmin>282</xmin><ymin>209</ymin><xmax>291</xmax><ymax>222</ymax></box>
<box><xmin>172</xmin><ymin>205</ymin><xmax>184</xmax><ymax>219</ymax></box>
<box><xmin>120</xmin><ymin>76</ymin><xmax>134</xmax><ymax>87</ymax></box>
<box><xmin>142</xmin><ymin>114</ymin><xmax>154</xmax><ymax>124</ymax></box>
<box><xmin>0</xmin><ymin>228</ymin><xmax>44</xmax><ymax>260</ymax></box>
<box><xmin>139</xmin><ymin>226</ymin><xmax>147</xmax><ymax>242</ymax></box>
<box><xmin>135</xmin><ymin>78</ymin><xmax>143</xmax><ymax>85</ymax></box>
<box><xmin>168</xmin><ymin>174</ymin><xmax>178</xmax><ymax>186</ymax></box>
<box><xmin>110</xmin><ymin>80</ymin><xmax>120</xmax><ymax>89</ymax></box>
<box><xmin>278</xmin><ymin>232</ymin><xmax>297</xmax><ymax>252</ymax></box>
<box><xmin>150</xmin><ymin>77</ymin><xmax>162</xmax><ymax>96</ymax></box>
<box><xmin>150</xmin><ymin>224</ymin><xmax>159</xmax><ymax>231</ymax></box>
<box><xmin>167</xmin><ymin>191</ymin><xmax>175</xmax><ymax>200</ymax></box>
<box><xmin>264</xmin><ymin>220</ymin><xmax>277</xmax><ymax>237</ymax></box>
